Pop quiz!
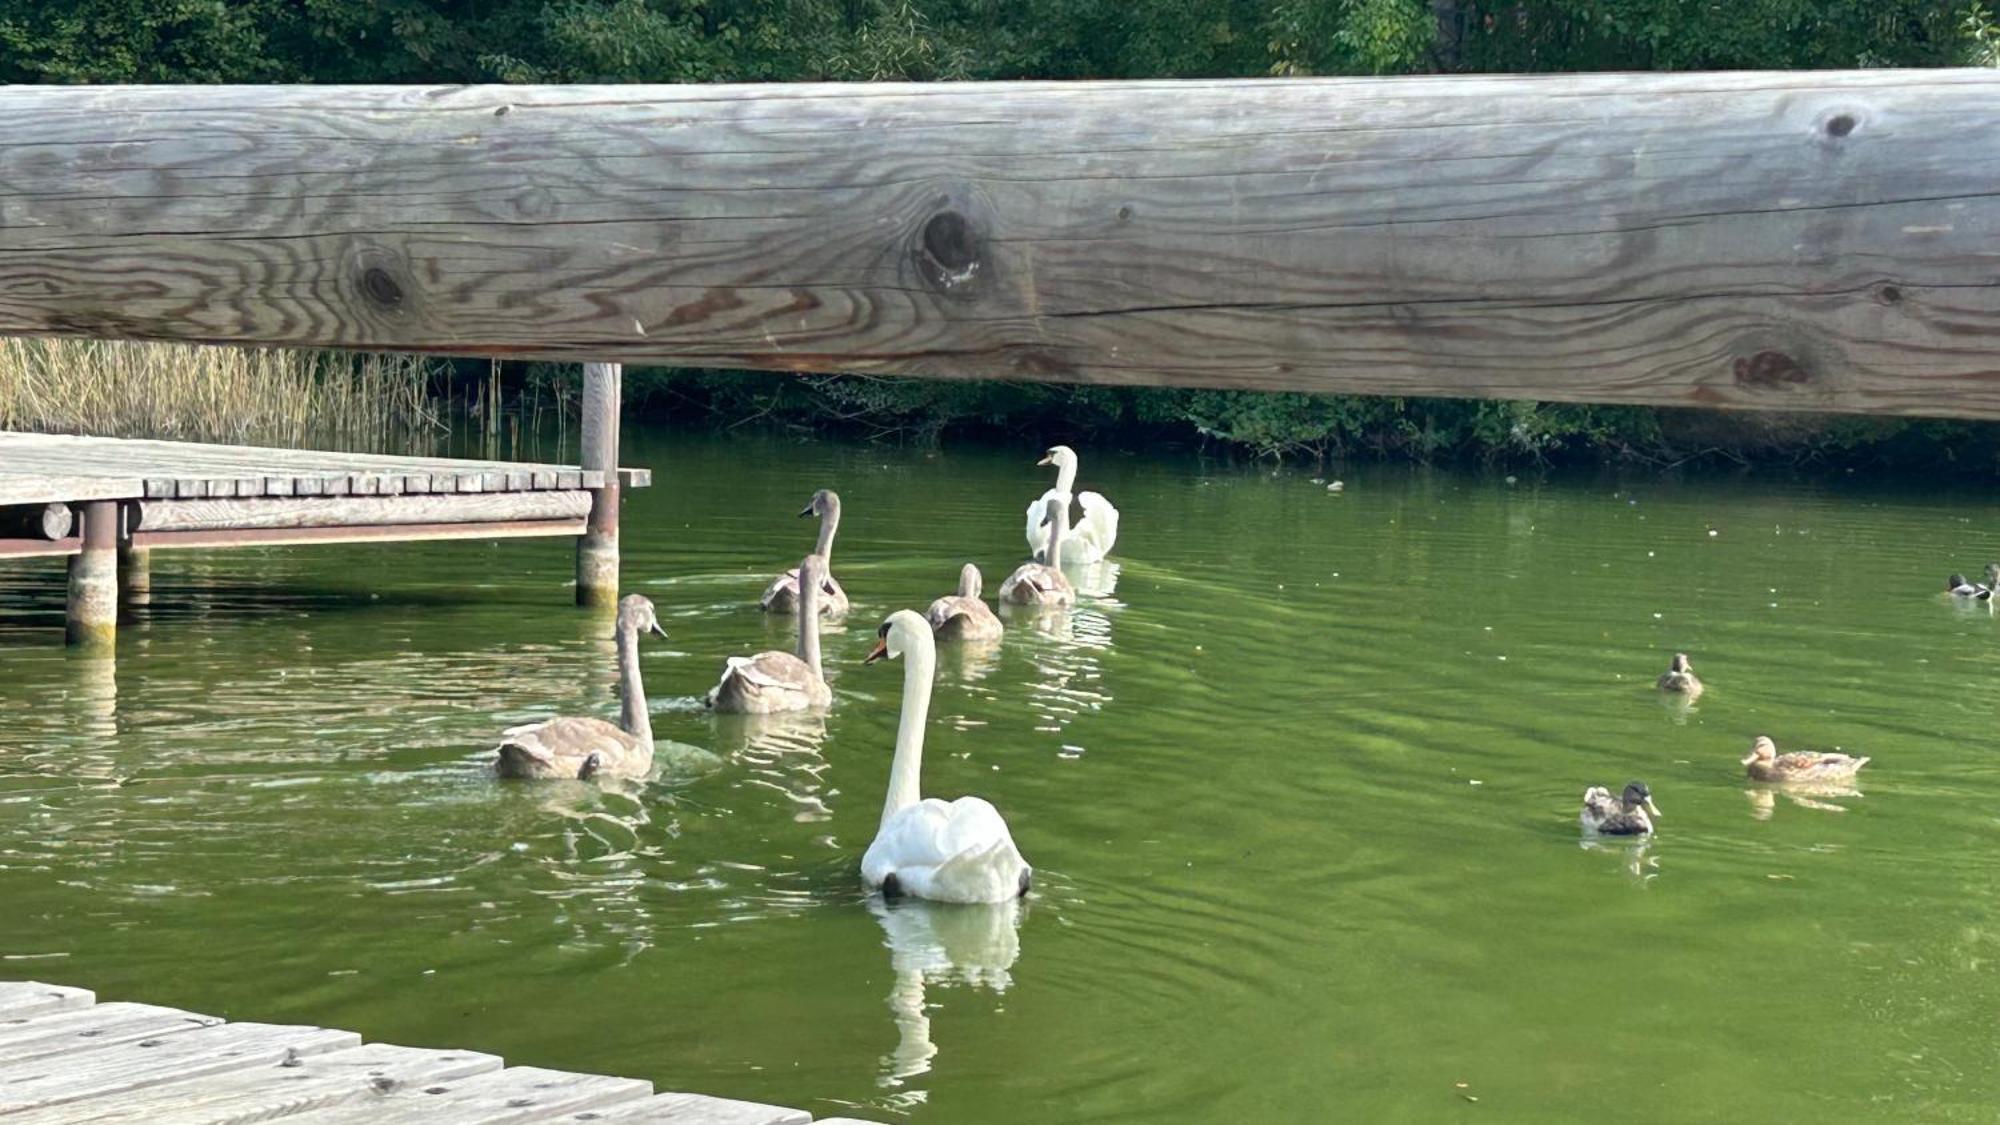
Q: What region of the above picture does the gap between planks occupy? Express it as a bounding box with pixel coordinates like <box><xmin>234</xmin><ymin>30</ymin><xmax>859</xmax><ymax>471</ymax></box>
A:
<box><xmin>0</xmin><ymin>982</ymin><xmax>845</xmax><ymax>1124</ymax></box>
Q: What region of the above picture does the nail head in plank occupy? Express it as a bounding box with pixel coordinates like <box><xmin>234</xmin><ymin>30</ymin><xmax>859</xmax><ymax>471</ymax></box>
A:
<box><xmin>296</xmin><ymin>1064</ymin><xmax>652</xmax><ymax>1124</ymax></box>
<box><xmin>0</xmin><ymin>982</ymin><xmax>94</xmax><ymax>1019</ymax></box>
<box><xmin>0</xmin><ymin>1002</ymin><xmax>222</xmax><ymax>1065</ymax></box>
<box><xmin>10</xmin><ymin>1042</ymin><xmax>505</xmax><ymax>1125</ymax></box>
<box><xmin>0</xmin><ymin>1021</ymin><xmax>360</xmax><ymax>1115</ymax></box>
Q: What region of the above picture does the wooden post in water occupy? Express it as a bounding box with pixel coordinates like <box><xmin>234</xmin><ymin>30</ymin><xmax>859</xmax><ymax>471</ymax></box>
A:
<box><xmin>576</xmin><ymin>363</ymin><xmax>621</xmax><ymax>609</ymax></box>
<box><xmin>65</xmin><ymin>501</ymin><xmax>117</xmax><ymax>647</ymax></box>
<box><xmin>118</xmin><ymin>545</ymin><xmax>151</xmax><ymax>614</ymax></box>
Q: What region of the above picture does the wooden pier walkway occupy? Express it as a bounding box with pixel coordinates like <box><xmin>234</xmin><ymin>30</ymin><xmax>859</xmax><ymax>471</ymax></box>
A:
<box><xmin>0</xmin><ymin>981</ymin><xmax>877</xmax><ymax>1124</ymax></box>
<box><xmin>0</xmin><ymin>364</ymin><xmax>640</xmax><ymax>645</ymax></box>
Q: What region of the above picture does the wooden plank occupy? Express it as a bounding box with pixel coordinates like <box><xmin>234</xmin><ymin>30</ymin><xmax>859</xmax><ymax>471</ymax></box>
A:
<box><xmin>0</xmin><ymin>982</ymin><xmax>93</xmax><ymax>1020</ymax></box>
<box><xmin>580</xmin><ymin>1092</ymin><xmax>812</xmax><ymax>1124</ymax></box>
<box><xmin>133</xmin><ymin>491</ymin><xmax>593</xmax><ymax>532</ymax></box>
<box><xmin>133</xmin><ymin>517</ymin><xmax>587</xmax><ymax>551</ymax></box>
<box><xmin>0</xmin><ymin>1002</ymin><xmax>222</xmax><ymax>1064</ymax></box>
<box><xmin>0</xmin><ymin>1021</ymin><xmax>360</xmax><ymax>1115</ymax></box>
<box><xmin>620</xmin><ymin>468</ymin><xmax>652</xmax><ymax>489</ymax></box>
<box><xmin>0</xmin><ymin>535</ymin><xmax>79</xmax><ymax>558</ymax></box>
<box><xmin>8</xmin><ymin>1042</ymin><xmax>505</xmax><ymax>1125</ymax></box>
<box><xmin>0</xmin><ymin>476</ymin><xmax>135</xmax><ymax>506</ymax></box>
<box><xmin>296</xmin><ymin>1064</ymin><xmax>652</xmax><ymax>1124</ymax></box>
<box><xmin>3</xmin><ymin>77</ymin><xmax>2000</xmax><ymax>418</ymax></box>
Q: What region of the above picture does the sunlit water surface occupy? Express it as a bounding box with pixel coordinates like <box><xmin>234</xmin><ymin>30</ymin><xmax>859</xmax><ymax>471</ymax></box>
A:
<box><xmin>4</xmin><ymin>432</ymin><xmax>2000</xmax><ymax>1122</ymax></box>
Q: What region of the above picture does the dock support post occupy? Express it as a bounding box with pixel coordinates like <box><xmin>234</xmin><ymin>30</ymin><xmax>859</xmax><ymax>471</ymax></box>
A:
<box><xmin>65</xmin><ymin>501</ymin><xmax>117</xmax><ymax>647</ymax></box>
<box><xmin>576</xmin><ymin>361</ymin><xmax>621</xmax><ymax>609</ymax></box>
<box><xmin>118</xmin><ymin>545</ymin><xmax>151</xmax><ymax>614</ymax></box>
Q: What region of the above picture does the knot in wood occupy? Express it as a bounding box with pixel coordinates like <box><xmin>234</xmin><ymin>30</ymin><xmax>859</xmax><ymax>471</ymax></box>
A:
<box><xmin>1825</xmin><ymin>113</ymin><xmax>1856</xmax><ymax>138</ymax></box>
<box><xmin>1732</xmin><ymin>350</ymin><xmax>1813</xmax><ymax>390</ymax></box>
<box><xmin>359</xmin><ymin>266</ymin><xmax>404</xmax><ymax>309</ymax></box>
<box><xmin>916</xmin><ymin>210</ymin><xmax>984</xmax><ymax>294</ymax></box>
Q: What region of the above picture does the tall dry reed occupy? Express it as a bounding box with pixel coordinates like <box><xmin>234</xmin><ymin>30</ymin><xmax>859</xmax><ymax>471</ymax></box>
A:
<box><xmin>0</xmin><ymin>338</ymin><xmax>445</xmax><ymax>453</ymax></box>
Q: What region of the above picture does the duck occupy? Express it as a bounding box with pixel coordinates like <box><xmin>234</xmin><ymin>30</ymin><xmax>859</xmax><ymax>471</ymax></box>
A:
<box><xmin>861</xmin><ymin>610</ymin><xmax>1032</xmax><ymax>903</ymax></box>
<box><xmin>1655</xmin><ymin>652</ymin><xmax>1703</xmax><ymax>698</ymax></box>
<box><xmin>761</xmin><ymin>489</ymin><xmax>851</xmax><ymax>616</ymax></box>
<box><xmin>1579</xmin><ymin>781</ymin><xmax>1659</xmax><ymax>836</ymax></box>
<box><xmin>999</xmin><ymin>497</ymin><xmax>1076</xmax><ymax>608</ymax></box>
<box><xmin>712</xmin><ymin>554</ymin><xmax>835</xmax><ymax>714</ymax></box>
<box><xmin>1945</xmin><ymin>572</ymin><xmax>1993</xmax><ymax>600</ymax></box>
<box><xmin>925</xmin><ymin>563</ymin><xmax>1004</xmax><ymax>642</ymax></box>
<box><xmin>1741</xmin><ymin>736</ymin><xmax>1869</xmax><ymax>783</ymax></box>
<box><xmin>1024</xmin><ymin>445</ymin><xmax>1118</xmax><ymax>565</ymax></box>
<box><xmin>495</xmin><ymin>594</ymin><xmax>664</xmax><ymax>781</ymax></box>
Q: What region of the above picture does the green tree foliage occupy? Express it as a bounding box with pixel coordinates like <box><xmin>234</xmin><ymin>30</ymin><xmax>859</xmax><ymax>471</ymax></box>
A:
<box><xmin>4</xmin><ymin>0</ymin><xmax>1998</xmax><ymax>469</ymax></box>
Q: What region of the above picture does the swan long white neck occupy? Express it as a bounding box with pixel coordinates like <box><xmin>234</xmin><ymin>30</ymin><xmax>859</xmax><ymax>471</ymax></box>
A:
<box><xmin>1052</xmin><ymin>455</ymin><xmax>1077</xmax><ymax>497</ymax></box>
<box><xmin>798</xmin><ymin>565</ymin><xmax>824</xmax><ymax>680</ymax></box>
<box><xmin>615</xmin><ymin>621</ymin><xmax>652</xmax><ymax>745</ymax></box>
<box><xmin>958</xmin><ymin>563</ymin><xmax>981</xmax><ymax>599</ymax></box>
<box><xmin>814</xmin><ymin>497</ymin><xmax>841</xmax><ymax>563</ymax></box>
<box><xmin>882</xmin><ymin>624</ymin><xmax>935</xmax><ymax>828</ymax></box>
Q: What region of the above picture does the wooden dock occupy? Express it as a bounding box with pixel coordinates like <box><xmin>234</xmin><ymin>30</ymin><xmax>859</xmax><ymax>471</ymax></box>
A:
<box><xmin>0</xmin><ymin>364</ymin><xmax>641</xmax><ymax>646</ymax></box>
<box><xmin>0</xmin><ymin>981</ymin><xmax>877</xmax><ymax>1124</ymax></box>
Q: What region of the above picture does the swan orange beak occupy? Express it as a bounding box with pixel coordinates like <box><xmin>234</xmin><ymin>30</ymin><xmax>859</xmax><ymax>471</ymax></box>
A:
<box><xmin>864</xmin><ymin>637</ymin><xmax>890</xmax><ymax>664</ymax></box>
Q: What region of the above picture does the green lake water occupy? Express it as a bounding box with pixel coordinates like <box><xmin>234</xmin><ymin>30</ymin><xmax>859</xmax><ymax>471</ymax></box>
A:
<box><xmin>4</xmin><ymin>431</ymin><xmax>2000</xmax><ymax>1122</ymax></box>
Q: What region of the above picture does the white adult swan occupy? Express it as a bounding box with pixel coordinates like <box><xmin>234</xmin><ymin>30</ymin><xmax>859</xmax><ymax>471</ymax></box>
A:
<box><xmin>711</xmin><ymin>555</ymin><xmax>835</xmax><ymax>714</ymax></box>
<box><xmin>862</xmin><ymin>610</ymin><xmax>1032</xmax><ymax>903</ymax></box>
<box><xmin>495</xmin><ymin>594</ymin><xmax>664</xmax><ymax>780</ymax></box>
<box><xmin>762</xmin><ymin>489</ymin><xmax>851</xmax><ymax>616</ymax></box>
<box><xmin>1025</xmin><ymin>445</ymin><xmax>1117</xmax><ymax>565</ymax></box>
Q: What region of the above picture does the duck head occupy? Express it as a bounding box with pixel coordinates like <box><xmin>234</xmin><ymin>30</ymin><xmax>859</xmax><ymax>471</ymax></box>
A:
<box><xmin>1667</xmin><ymin>653</ymin><xmax>1693</xmax><ymax>674</ymax></box>
<box><xmin>1948</xmin><ymin>573</ymin><xmax>1971</xmax><ymax>590</ymax></box>
<box><xmin>1620</xmin><ymin>781</ymin><xmax>1661</xmax><ymax>818</ymax></box>
<box><xmin>616</xmin><ymin>594</ymin><xmax>668</xmax><ymax>639</ymax></box>
<box><xmin>1742</xmin><ymin>736</ymin><xmax>1778</xmax><ymax>766</ymax></box>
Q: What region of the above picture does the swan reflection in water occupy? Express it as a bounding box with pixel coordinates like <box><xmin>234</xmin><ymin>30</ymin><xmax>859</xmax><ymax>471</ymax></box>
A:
<box><xmin>1745</xmin><ymin>781</ymin><xmax>1863</xmax><ymax>820</ymax></box>
<box><xmin>1579</xmin><ymin>837</ymin><xmax>1659</xmax><ymax>885</ymax></box>
<box><xmin>1001</xmin><ymin>601</ymin><xmax>1115</xmax><ymax>739</ymax></box>
<box><xmin>712</xmin><ymin>711</ymin><xmax>833</xmax><ymax>823</ymax></box>
<box><xmin>869</xmin><ymin>893</ymin><xmax>1023</xmax><ymax>1089</ymax></box>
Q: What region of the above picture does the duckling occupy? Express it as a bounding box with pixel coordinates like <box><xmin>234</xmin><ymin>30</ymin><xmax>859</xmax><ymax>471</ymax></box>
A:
<box><xmin>1579</xmin><ymin>781</ymin><xmax>1659</xmax><ymax>836</ymax></box>
<box><xmin>1655</xmin><ymin>652</ymin><xmax>1703</xmax><ymax>699</ymax></box>
<box><xmin>1945</xmin><ymin>573</ymin><xmax>1992</xmax><ymax>600</ymax></box>
<box><xmin>1741</xmin><ymin>736</ymin><xmax>1868</xmax><ymax>783</ymax></box>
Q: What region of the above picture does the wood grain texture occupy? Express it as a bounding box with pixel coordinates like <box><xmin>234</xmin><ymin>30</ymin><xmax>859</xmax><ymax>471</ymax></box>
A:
<box><xmin>296</xmin><ymin>1064</ymin><xmax>652</xmax><ymax>1123</ymax></box>
<box><xmin>0</xmin><ymin>981</ymin><xmax>94</xmax><ymax>1019</ymax></box>
<box><xmin>0</xmin><ymin>1022</ymin><xmax>361</xmax><ymax>1115</ymax></box>
<box><xmin>0</xmin><ymin>1002</ymin><xmax>222</xmax><ymax>1065</ymax></box>
<box><xmin>582</xmin><ymin>1091</ymin><xmax>813</xmax><ymax>1123</ymax></box>
<box><xmin>0</xmin><ymin>432</ymin><xmax>647</xmax><ymax>508</ymax></box>
<box><xmin>13</xmin><ymin>1043</ymin><xmax>505</xmax><ymax>1125</ymax></box>
<box><xmin>131</xmin><ymin>517</ymin><xmax>587</xmax><ymax>550</ymax></box>
<box><xmin>133</xmin><ymin>490</ymin><xmax>591</xmax><ymax>532</ymax></box>
<box><xmin>2</xmin><ymin>76</ymin><xmax>1999</xmax><ymax>417</ymax></box>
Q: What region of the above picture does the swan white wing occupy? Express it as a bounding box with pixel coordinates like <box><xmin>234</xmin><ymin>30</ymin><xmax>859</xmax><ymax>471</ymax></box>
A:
<box><xmin>864</xmin><ymin>796</ymin><xmax>1029</xmax><ymax>904</ymax></box>
<box><xmin>1024</xmin><ymin>488</ymin><xmax>1068</xmax><ymax>562</ymax></box>
<box><xmin>1072</xmin><ymin>490</ymin><xmax>1119</xmax><ymax>563</ymax></box>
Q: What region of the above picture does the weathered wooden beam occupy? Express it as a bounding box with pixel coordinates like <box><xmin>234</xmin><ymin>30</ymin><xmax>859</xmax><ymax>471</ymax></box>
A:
<box><xmin>2</xmin><ymin>75</ymin><xmax>1999</xmax><ymax>417</ymax></box>
<box><xmin>0</xmin><ymin>503</ymin><xmax>74</xmax><ymax>540</ymax></box>
<box><xmin>576</xmin><ymin>362</ymin><xmax>621</xmax><ymax>609</ymax></box>
<box><xmin>130</xmin><ymin>490</ymin><xmax>592</xmax><ymax>532</ymax></box>
<box><xmin>130</xmin><ymin>518</ymin><xmax>586</xmax><ymax>551</ymax></box>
